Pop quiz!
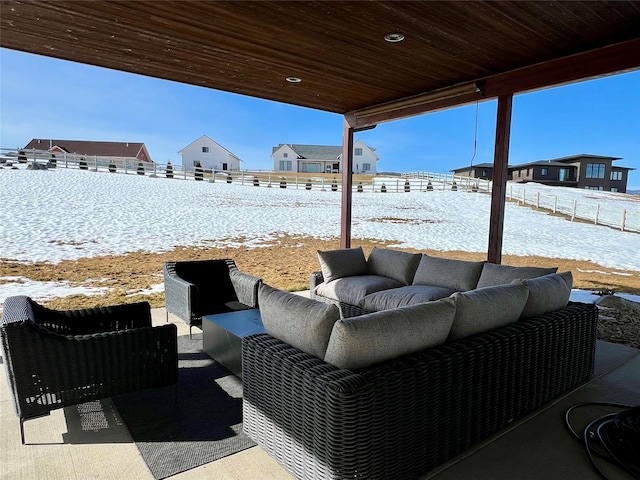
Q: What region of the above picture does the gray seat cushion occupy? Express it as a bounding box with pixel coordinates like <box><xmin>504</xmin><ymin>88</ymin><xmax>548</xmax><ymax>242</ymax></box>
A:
<box><xmin>362</xmin><ymin>285</ymin><xmax>456</xmax><ymax>312</ymax></box>
<box><xmin>314</xmin><ymin>275</ymin><xmax>404</xmax><ymax>307</ymax></box>
<box><xmin>476</xmin><ymin>263</ymin><xmax>558</xmax><ymax>288</ymax></box>
<box><xmin>367</xmin><ymin>247</ymin><xmax>421</xmax><ymax>285</ymax></box>
<box><xmin>413</xmin><ymin>255</ymin><xmax>484</xmax><ymax>291</ymax></box>
<box><xmin>258</xmin><ymin>284</ymin><xmax>340</xmax><ymax>359</ymax></box>
<box><xmin>324</xmin><ymin>298</ymin><xmax>456</xmax><ymax>370</ymax></box>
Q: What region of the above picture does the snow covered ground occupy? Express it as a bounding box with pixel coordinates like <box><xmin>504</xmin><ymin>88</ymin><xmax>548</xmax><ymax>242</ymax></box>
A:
<box><xmin>1</xmin><ymin>166</ymin><xmax>638</xmax><ymax>303</ymax></box>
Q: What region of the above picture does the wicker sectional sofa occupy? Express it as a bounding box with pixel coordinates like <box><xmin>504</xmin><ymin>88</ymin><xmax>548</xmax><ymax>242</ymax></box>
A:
<box><xmin>242</xmin><ymin>247</ymin><xmax>599</xmax><ymax>480</ymax></box>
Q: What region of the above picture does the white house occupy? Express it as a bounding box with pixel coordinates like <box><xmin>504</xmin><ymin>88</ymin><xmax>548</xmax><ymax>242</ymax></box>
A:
<box><xmin>271</xmin><ymin>140</ymin><xmax>379</xmax><ymax>174</ymax></box>
<box><xmin>178</xmin><ymin>135</ymin><xmax>242</xmax><ymax>172</ymax></box>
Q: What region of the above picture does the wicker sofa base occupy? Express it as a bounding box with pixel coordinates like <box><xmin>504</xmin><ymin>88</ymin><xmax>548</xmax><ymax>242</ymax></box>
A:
<box><xmin>243</xmin><ymin>302</ymin><xmax>598</xmax><ymax>480</ymax></box>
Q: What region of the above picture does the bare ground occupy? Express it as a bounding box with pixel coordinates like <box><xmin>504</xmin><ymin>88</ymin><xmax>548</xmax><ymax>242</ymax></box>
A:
<box><xmin>1</xmin><ymin>234</ymin><xmax>638</xmax><ymax>347</ymax></box>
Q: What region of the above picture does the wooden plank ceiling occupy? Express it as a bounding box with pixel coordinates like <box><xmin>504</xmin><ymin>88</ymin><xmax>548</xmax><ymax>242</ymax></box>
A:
<box><xmin>1</xmin><ymin>1</ymin><xmax>640</xmax><ymax>117</ymax></box>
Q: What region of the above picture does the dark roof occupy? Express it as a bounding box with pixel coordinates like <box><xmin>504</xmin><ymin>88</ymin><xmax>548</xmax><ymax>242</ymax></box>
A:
<box><xmin>23</xmin><ymin>139</ymin><xmax>147</xmax><ymax>158</ymax></box>
<box><xmin>273</xmin><ymin>144</ymin><xmax>342</xmax><ymax>160</ymax></box>
<box><xmin>1</xmin><ymin>2</ymin><xmax>638</xmax><ymax>118</ymax></box>
<box><xmin>451</xmin><ymin>163</ymin><xmax>496</xmax><ymax>172</ymax></box>
<box><xmin>550</xmin><ymin>154</ymin><xmax>623</xmax><ymax>163</ymax></box>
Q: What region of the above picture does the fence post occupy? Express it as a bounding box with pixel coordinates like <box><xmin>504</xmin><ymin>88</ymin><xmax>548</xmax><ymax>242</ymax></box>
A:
<box><xmin>536</xmin><ymin>192</ymin><xmax>540</xmax><ymax>209</ymax></box>
<box><xmin>553</xmin><ymin>196</ymin><xmax>557</xmax><ymax>213</ymax></box>
<box><xmin>594</xmin><ymin>204</ymin><xmax>600</xmax><ymax>225</ymax></box>
<box><xmin>621</xmin><ymin>210</ymin><xmax>627</xmax><ymax>231</ymax></box>
<box><xmin>571</xmin><ymin>199</ymin><xmax>577</xmax><ymax>222</ymax></box>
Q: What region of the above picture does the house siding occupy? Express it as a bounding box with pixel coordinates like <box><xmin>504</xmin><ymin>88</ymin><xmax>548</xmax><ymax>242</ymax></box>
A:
<box><xmin>179</xmin><ymin>135</ymin><xmax>241</xmax><ymax>172</ymax></box>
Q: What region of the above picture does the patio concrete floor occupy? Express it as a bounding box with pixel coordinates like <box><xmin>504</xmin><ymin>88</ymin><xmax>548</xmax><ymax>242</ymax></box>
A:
<box><xmin>2</xmin><ymin>305</ymin><xmax>638</xmax><ymax>480</ymax></box>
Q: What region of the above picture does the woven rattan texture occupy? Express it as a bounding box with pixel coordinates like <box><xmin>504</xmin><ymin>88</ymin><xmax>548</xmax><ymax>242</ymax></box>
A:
<box><xmin>164</xmin><ymin>258</ymin><xmax>261</xmax><ymax>328</ymax></box>
<box><xmin>1</xmin><ymin>296</ymin><xmax>178</xmax><ymax>442</ymax></box>
<box><xmin>243</xmin><ymin>302</ymin><xmax>598</xmax><ymax>480</ymax></box>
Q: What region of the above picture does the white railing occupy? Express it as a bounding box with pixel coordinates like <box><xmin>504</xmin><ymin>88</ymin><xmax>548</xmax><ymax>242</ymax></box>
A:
<box><xmin>507</xmin><ymin>184</ymin><xmax>640</xmax><ymax>233</ymax></box>
<box><xmin>2</xmin><ymin>147</ymin><xmax>637</xmax><ymax>231</ymax></box>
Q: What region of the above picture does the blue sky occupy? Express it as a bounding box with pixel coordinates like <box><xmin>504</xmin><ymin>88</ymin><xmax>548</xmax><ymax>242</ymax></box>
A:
<box><xmin>1</xmin><ymin>48</ymin><xmax>639</xmax><ymax>189</ymax></box>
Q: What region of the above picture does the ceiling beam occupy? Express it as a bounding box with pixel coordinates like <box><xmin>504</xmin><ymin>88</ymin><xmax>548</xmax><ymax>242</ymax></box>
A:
<box><xmin>349</xmin><ymin>38</ymin><xmax>640</xmax><ymax>129</ymax></box>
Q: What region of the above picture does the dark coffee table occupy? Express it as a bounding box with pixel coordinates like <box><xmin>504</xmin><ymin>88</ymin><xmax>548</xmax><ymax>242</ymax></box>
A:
<box><xmin>202</xmin><ymin>309</ymin><xmax>265</xmax><ymax>379</ymax></box>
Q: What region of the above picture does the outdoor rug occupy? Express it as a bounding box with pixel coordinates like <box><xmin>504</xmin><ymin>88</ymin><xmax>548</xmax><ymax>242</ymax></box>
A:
<box><xmin>110</xmin><ymin>334</ymin><xmax>256</xmax><ymax>479</ymax></box>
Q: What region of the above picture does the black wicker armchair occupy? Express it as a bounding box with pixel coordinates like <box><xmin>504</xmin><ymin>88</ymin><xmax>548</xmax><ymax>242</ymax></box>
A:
<box><xmin>163</xmin><ymin>258</ymin><xmax>261</xmax><ymax>335</ymax></box>
<box><xmin>0</xmin><ymin>296</ymin><xmax>178</xmax><ymax>444</ymax></box>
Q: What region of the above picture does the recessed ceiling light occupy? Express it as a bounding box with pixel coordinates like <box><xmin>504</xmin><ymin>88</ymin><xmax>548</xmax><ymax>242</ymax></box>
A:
<box><xmin>384</xmin><ymin>32</ymin><xmax>405</xmax><ymax>43</ymax></box>
<box><xmin>286</xmin><ymin>77</ymin><xmax>302</xmax><ymax>83</ymax></box>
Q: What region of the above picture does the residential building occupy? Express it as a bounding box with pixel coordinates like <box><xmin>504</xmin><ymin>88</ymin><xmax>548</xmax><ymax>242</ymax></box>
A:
<box><xmin>450</xmin><ymin>163</ymin><xmax>503</xmax><ymax>181</ymax></box>
<box><xmin>23</xmin><ymin>138</ymin><xmax>153</xmax><ymax>163</ymax></box>
<box><xmin>178</xmin><ymin>135</ymin><xmax>242</xmax><ymax>172</ymax></box>
<box><xmin>452</xmin><ymin>154</ymin><xmax>634</xmax><ymax>193</ymax></box>
<box><xmin>271</xmin><ymin>140</ymin><xmax>378</xmax><ymax>174</ymax></box>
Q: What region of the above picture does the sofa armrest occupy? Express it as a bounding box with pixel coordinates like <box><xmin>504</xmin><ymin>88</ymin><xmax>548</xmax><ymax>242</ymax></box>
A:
<box><xmin>163</xmin><ymin>264</ymin><xmax>201</xmax><ymax>322</ymax></box>
<box><xmin>1</xmin><ymin>296</ymin><xmax>152</xmax><ymax>335</ymax></box>
<box><xmin>309</xmin><ymin>271</ymin><xmax>324</xmax><ymax>290</ymax></box>
<box><xmin>229</xmin><ymin>264</ymin><xmax>261</xmax><ymax>308</ymax></box>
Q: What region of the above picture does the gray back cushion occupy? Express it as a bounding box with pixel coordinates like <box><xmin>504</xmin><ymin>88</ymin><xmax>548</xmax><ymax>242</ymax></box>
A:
<box><xmin>413</xmin><ymin>255</ymin><xmax>484</xmax><ymax>291</ymax></box>
<box><xmin>476</xmin><ymin>263</ymin><xmax>558</xmax><ymax>288</ymax></box>
<box><xmin>324</xmin><ymin>298</ymin><xmax>456</xmax><ymax>370</ymax></box>
<box><xmin>317</xmin><ymin>247</ymin><xmax>368</xmax><ymax>283</ymax></box>
<box><xmin>517</xmin><ymin>271</ymin><xmax>573</xmax><ymax>318</ymax></box>
<box><xmin>259</xmin><ymin>284</ymin><xmax>340</xmax><ymax>359</ymax></box>
<box><xmin>367</xmin><ymin>247</ymin><xmax>421</xmax><ymax>285</ymax></box>
<box><xmin>449</xmin><ymin>283</ymin><xmax>530</xmax><ymax>340</ymax></box>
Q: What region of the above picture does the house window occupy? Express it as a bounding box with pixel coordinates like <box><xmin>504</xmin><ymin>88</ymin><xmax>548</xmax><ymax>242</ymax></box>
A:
<box><xmin>354</xmin><ymin>148</ymin><xmax>363</xmax><ymax>156</ymax></box>
<box><xmin>610</xmin><ymin>171</ymin><xmax>623</xmax><ymax>181</ymax></box>
<box><xmin>585</xmin><ymin>186</ymin><xmax>604</xmax><ymax>191</ymax></box>
<box><xmin>559</xmin><ymin>168</ymin><xmax>569</xmax><ymax>182</ymax></box>
<box><xmin>482</xmin><ymin>169</ymin><xmax>488</xmax><ymax>177</ymax></box>
<box><xmin>279</xmin><ymin>160</ymin><xmax>292</xmax><ymax>171</ymax></box>
<box><xmin>611</xmin><ymin>187</ymin><xmax>619</xmax><ymax>192</ymax></box>
<box><xmin>362</xmin><ymin>163</ymin><xmax>371</xmax><ymax>171</ymax></box>
<box><xmin>541</xmin><ymin>168</ymin><xmax>548</xmax><ymax>176</ymax></box>
<box><xmin>586</xmin><ymin>163</ymin><xmax>605</xmax><ymax>179</ymax></box>
<box><xmin>283</xmin><ymin>152</ymin><xmax>288</xmax><ymax>158</ymax></box>
<box><xmin>202</xmin><ymin>146</ymin><xmax>209</xmax><ymax>153</ymax></box>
